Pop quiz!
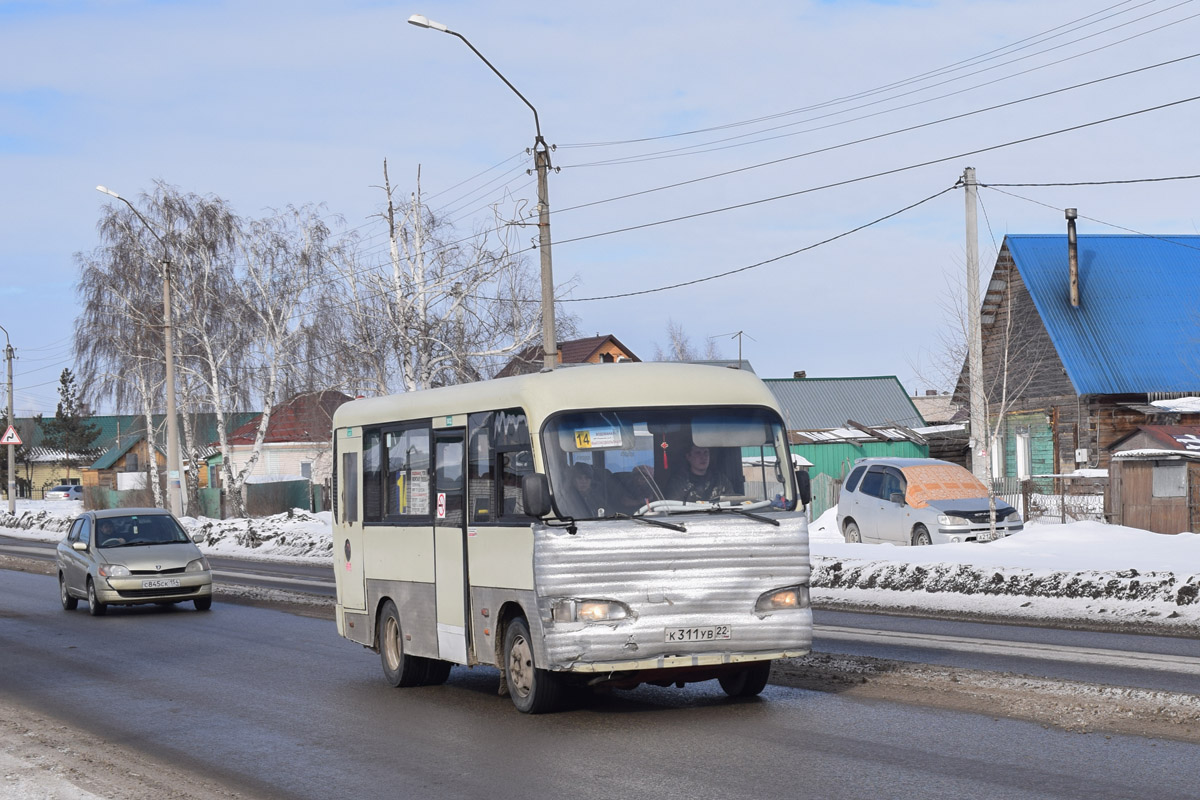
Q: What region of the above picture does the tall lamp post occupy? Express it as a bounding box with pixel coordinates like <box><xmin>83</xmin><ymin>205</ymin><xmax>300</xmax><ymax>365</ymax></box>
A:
<box><xmin>408</xmin><ymin>13</ymin><xmax>558</xmax><ymax>372</ymax></box>
<box><xmin>1</xmin><ymin>324</ymin><xmax>14</xmax><ymax>514</ymax></box>
<box><xmin>95</xmin><ymin>186</ymin><xmax>184</xmax><ymax>517</ymax></box>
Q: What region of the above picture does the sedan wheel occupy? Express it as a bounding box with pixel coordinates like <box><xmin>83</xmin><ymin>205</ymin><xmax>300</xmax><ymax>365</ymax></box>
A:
<box><xmin>59</xmin><ymin>573</ymin><xmax>78</xmax><ymax>611</ymax></box>
<box><xmin>912</xmin><ymin>524</ymin><xmax>932</xmax><ymax>546</ymax></box>
<box><xmin>843</xmin><ymin>520</ymin><xmax>862</xmax><ymax>543</ymax></box>
<box><xmin>86</xmin><ymin>578</ymin><xmax>108</xmax><ymax>616</ymax></box>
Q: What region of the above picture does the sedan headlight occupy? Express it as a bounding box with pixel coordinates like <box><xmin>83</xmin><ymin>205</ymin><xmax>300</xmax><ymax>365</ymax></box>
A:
<box><xmin>551</xmin><ymin>599</ymin><xmax>630</xmax><ymax>623</ymax></box>
<box><xmin>186</xmin><ymin>557</ymin><xmax>211</xmax><ymax>573</ymax></box>
<box><xmin>938</xmin><ymin>515</ymin><xmax>970</xmax><ymax>526</ymax></box>
<box><xmin>755</xmin><ymin>585</ymin><xmax>809</xmax><ymax>613</ymax></box>
<box><xmin>98</xmin><ymin>564</ymin><xmax>131</xmax><ymax>578</ymax></box>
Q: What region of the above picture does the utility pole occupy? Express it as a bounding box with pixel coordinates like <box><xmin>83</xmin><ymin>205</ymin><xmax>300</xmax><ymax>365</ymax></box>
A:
<box><xmin>963</xmin><ymin>167</ymin><xmax>988</xmax><ymax>484</ymax></box>
<box><xmin>3</xmin><ymin>328</ymin><xmax>14</xmax><ymax>514</ymax></box>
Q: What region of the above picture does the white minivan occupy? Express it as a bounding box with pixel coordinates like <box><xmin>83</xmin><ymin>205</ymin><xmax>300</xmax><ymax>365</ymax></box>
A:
<box><xmin>837</xmin><ymin>457</ymin><xmax>1023</xmax><ymax>545</ymax></box>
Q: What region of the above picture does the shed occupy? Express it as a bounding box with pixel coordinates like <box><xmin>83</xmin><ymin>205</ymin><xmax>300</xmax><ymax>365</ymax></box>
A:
<box><xmin>1106</xmin><ymin>426</ymin><xmax>1200</xmax><ymax>534</ymax></box>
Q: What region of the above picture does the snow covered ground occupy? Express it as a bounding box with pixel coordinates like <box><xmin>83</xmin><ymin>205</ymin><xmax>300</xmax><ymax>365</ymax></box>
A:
<box><xmin>3</xmin><ymin>500</ymin><xmax>1198</xmax><ymax>631</ymax></box>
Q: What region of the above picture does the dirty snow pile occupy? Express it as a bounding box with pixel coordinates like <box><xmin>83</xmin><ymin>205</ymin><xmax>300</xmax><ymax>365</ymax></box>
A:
<box><xmin>807</xmin><ymin>508</ymin><xmax>1200</xmax><ymax>631</ymax></box>
<box><xmin>3</xmin><ymin>501</ymin><xmax>1198</xmax><ymax>630</ymax></box>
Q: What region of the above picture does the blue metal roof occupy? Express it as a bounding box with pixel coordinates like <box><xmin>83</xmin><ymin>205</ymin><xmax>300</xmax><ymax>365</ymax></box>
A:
<box><xmin>1005</xmin><ymin>234</ymin><xmax>1200</xmax><ymax>395</ymax></box>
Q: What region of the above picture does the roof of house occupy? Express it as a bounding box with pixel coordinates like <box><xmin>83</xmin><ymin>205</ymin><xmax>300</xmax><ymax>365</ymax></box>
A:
<box><xmin>911</xmin><ymin>393</ymin><xmax>960</xmax><ymax>425</ymax></box>
<box><xmin>1006</xmin><ymin>234</ymin><xmax>1200</xmax><ymax>395</ymax></box>
<box><xmin>493</xmin><ymin>334</ymin><xmax>640</xmax><ymax>378</ymax></box>
<box><xmin>762</xmin><ymin>376</ymin><xmax>927</xmax><ymax>431</ymax></box>
<box><xmin>227</xmin><ymin>390</ymin><xmax>352</xmax><ymax>445</ymax></box>
<box><xmin>1108</xmin><ymin>425</ymin><xmax>1200</xmax><ymax>454</ymax></box>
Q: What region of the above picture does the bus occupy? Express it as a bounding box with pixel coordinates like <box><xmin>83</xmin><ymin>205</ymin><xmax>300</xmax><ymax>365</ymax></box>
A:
<box><xmin>331</xmin><ymin>362</ymin><xmax>812</xmax><ymax>713</ymax></box>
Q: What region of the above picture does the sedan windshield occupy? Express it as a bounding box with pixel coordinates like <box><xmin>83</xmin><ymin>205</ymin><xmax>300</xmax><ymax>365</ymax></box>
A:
<box><xmin>95</xmin><ymin>515</ymin><xmax>190</xmax><ymax>548</ymax></box>
<box><xmin>541</xmin><ymin>406</ymin><xmax>795</xmax><ymax>520</ymax></box>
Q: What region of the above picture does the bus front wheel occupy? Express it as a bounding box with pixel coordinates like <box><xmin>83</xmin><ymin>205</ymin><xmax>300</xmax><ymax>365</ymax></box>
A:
<box><xmin>378</xmin><ymin>600</ymin><xmax>427</xmax><ymax>687</ymax></box>
<box><xmin>503</xmin><ymin>617</ymin><xmax>564</xmax><ymax>714</ymax></box>
<box><xmin>718</xmin><ymin>660</ymin><xmax>772</xmax><ymax>698</ymax></box>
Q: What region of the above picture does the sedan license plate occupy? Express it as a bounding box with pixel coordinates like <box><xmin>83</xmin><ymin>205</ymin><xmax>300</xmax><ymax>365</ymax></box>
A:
<box><xmin>141</xmin><ymin>578</ymin><xmax>181</xmax><ymax>589</ymax></box>
<box><xmin>665</xmin><ymin>625</ymin><xmax>731</xmax><ymax>643</ymax></box>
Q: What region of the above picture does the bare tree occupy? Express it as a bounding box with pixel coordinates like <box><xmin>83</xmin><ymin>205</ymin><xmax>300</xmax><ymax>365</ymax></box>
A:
<box><xmin>653</xmin><ymin>319</ymin><xmax>722</xmax><ymax>361</ymax></box>
<box><xmin>321</xmin><ymin>161</ymin><xmax>566</xmax><ymax>394</ymax></box>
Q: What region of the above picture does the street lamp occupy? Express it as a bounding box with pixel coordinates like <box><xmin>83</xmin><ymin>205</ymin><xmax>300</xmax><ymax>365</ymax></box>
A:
<box><xmin>408</xmin><ymin>13</ymin><xmax>558</xmax><ymax>372</ymax></box>
<box><xmin>95</xmin><ymin>185</ymin><xmax>184</xmax><ymax>517</ymax></box>
<box><xmin>0</xmin><ymin>324</ymin><xmax>14</xmax><ymax>514</ymax></box>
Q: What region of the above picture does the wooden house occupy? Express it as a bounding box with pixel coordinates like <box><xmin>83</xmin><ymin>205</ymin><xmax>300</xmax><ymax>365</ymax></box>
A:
<box><xmin>1106</xmin><ymin>425</ymin><xmax>1200</xmax><ymax>534</ymax></box>
<box><xmin>219</xmin><ymin>391</ymin><xmax>352</xmax><ymax>486</ymax></box>
<box><xmin>493</xmin><ymin>334</ymin><xmax>640</xmax><ymax>378</ymax></box>
<box><xmin>957</xmin><ymin>233</ymin><xmax>1200</xmax><ymax>481</ymax></box>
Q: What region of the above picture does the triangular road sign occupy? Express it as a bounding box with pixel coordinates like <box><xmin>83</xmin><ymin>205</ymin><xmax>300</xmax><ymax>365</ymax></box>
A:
<box><xmin>1</xmin><ymin>426</ymin><xmax>21</xmax><ymax>446</ymax></box>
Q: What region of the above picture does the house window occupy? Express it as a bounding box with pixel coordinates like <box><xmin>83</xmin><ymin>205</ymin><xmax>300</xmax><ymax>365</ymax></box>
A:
<box><xmin>1014</xmin><ymin>431</ymin><xmax>1031</xmax><ymax>480</ymax></box>
<box><xmin>126</xmin><ymin>453</ymin><xmax>139</xmax><ymax>472</ymax></box>
<box><xmin>300</xmin><ymin>462</ymin><xmax>312</xmax><ymax>480</ymax></box>
<box><xmin>990</xmin><ymin>434</ymin><xmax>1004</xmax><ymax>480</ymax></box>
<box><xmin>1152</xmin><ymin>462</ymin><xmax>1186</xmax><ymax>498</ymax></box>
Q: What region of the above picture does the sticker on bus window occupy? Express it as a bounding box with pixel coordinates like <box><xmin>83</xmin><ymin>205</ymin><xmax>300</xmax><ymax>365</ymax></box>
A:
<box><xmin>574</xmin><ymin>427</ymin><xmax>620</xmax><ymax>449</ymax></box>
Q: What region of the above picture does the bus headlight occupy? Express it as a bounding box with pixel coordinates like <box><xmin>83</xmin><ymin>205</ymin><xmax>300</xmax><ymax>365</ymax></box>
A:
<box><xmin>552</xmin><ymin>599</ymin><xmax>631</xmax><ymax>623</ymax></box>
<box><xmin>755</xmin><ymin>585</ymin><xmax>808</xmax><ymax>612</ymax></box>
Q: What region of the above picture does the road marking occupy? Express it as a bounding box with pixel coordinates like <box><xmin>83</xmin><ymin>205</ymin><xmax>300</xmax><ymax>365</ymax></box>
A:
<box><xmin>0</xmin><ymin>544</ymin><xmax>55</xmax><ymax>558</ymax></box>
<box><xmin>212</xmin><ymin>569</ymin><xmax>333</xmax><ymax>589</ymax></box>
<box><xmin>815</xmin><ymin>625</ymin><xmax>1200</xmax><ymax>676</ymax></box>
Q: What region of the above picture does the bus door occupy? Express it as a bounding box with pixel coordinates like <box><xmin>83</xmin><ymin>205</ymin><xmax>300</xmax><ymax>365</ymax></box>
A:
<box><xmin>433</xmin><ymin>428</ymin><xmax>470</xmax><ymax>664</ymax></box>
<box><xmin>336</xmin><ymin>428</ymin><xmax>366</xmax><ymax>612</ymax></box>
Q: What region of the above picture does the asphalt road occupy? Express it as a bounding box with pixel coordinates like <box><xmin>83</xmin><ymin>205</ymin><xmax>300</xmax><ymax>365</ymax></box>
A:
<box><xmin>7</xmin><ymin>533</ymin><xmax>1200</xmax><ymax>694</ymax></box>
<box><xmin>2</xmin><ymin>568</ymin><xmax>1199</xmax><ymax>800</ymax></box>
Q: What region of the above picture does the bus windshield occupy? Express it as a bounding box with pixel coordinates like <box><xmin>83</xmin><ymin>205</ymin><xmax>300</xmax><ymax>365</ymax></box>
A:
<box><xmin>541</xmin><ymin>406</ymin><xmax>795</xmax><ymax>519</ymax></box>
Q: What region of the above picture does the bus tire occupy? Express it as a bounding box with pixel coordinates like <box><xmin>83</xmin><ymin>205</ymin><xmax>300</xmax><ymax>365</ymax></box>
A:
<box><xmin>423</xmin><ymin>659</ymin><xmax>452</xmax><ymax>686</ymax></box>
<box><xmin>912</xmin><ymin>525</ymin><xmax>932</xmax><ymax>546</ymax></box>
<box><xmin>503</xmin><ymin>617</ymin><xmax>564</xmax><ymax>714</ymax></box>
<box><xmin>719</xmin><ymin>660</ymin><xmax>772</xmax><ymax>698</ymax></box>
<box><xmin>378</xmin><ymin>600</ymin><xmax>426</xmax><ymax>687</ymax></box>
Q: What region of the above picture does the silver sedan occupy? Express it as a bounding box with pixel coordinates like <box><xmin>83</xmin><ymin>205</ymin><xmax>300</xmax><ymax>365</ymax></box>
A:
<box><xmin>56</xmin><ymin>508</ymin><xmax>213</xmax><ymax>615</ymax></box>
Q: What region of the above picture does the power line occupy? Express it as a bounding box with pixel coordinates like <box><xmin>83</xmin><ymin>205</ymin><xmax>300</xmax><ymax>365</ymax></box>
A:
<box><xmin>557</xmin><ymin>0</ymin><xmax>1155</xmax><ymax>148</ymax></box>
<box><xmin>550</xmin><ymin>93</ymin><xmax>1200</xmax><ymax>248</ymax></box>
<box><xmin>557</xmin><ymin>185</ymin><xmax>959</xmax><ymax>303</ymax></box>
<box><xmin>549</xmin><ymin>53</ymin><xmax>1200</xmax><ymax>217</ymax></box>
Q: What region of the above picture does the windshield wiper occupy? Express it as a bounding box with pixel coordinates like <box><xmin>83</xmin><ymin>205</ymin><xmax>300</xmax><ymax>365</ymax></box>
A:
<box><xmin>703</xmin><ymin>506</ymin><xmax>779</xmax><ymax>526</ymax></box>
<box><xmin>612</xmin><ymin>512</ymin><xmax>687</xmax><ymax>532</ymax></box>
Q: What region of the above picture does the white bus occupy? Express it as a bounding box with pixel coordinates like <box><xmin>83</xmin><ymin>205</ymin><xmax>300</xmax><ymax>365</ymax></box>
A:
<box><xmin>331</xmin><ymin>362</ymin><xmax>811</xmax><ymax>713</ymax></box>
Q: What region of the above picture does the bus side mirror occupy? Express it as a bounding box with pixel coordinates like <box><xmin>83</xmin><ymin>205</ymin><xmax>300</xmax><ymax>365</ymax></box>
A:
<box><xmin>522</xmin><ymin>473</ymin><xmax>552</xmax><ymax>519</ymax></box>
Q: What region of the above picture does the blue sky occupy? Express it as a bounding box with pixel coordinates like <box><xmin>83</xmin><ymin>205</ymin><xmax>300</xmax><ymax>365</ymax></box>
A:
<box><xmin>2</xmin><ymin>0</ymin><xmax>1198</xmax><ymax>414</ymax></box>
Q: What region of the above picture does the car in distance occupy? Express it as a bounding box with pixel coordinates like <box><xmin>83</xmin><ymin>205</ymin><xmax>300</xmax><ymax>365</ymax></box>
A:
<box><xmin>56</xmin><ymin>508</ymin><xmax>213</xmax><ymax>615</ymax></box>
<box><xmin>45</xmin><ymin>484</ymin><xmax>83</xmax><ymax>501</ymax></box>
<box><xmin>837</xmin><ymin>457</ymin><xmax>1023</xmax><ymax>546</ymax></box>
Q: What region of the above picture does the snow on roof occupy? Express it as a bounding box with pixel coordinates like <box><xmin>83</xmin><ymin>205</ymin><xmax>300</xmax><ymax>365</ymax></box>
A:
<box><xmin>1151</xmin><ymin>396</ymin><xmax>1200</xmax><ymax>413</ymax></box>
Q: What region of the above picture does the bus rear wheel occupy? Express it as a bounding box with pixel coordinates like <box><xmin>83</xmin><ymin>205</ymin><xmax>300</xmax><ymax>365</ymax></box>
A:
<box><xmin>719</xmin><ymin>660</ymin><xmax>772</xmax><ymax>698</ymax></box>
<box><xmin>503</xmin><ymin>617</ymin><xmax>564</xmax><ymax>714</ymax></box>
<box><xmin>378</xmin><ymin>600</ymin><xmax>427</xmax><ymax>687</ymax></box>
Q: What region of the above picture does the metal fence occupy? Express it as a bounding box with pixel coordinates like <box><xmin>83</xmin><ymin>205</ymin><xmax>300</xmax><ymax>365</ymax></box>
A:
<box><xmin>990</xmin><ymin>475</ymin><xmax>1108</xmax><ymax>524</ymax></box>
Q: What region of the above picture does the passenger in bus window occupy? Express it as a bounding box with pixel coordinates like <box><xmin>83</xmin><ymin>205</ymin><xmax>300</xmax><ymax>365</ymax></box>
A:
<box><xmin>665</xmin><ymin>445</ymin><xmax>734</xmax><ymax>503</ymax></box>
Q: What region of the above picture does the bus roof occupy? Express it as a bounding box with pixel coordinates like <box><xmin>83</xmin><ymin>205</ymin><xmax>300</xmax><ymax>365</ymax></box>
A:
<box><xmin>332</xmin><ymin>362</ymin><xmax>782</xmax><ymax>431</ymax></box>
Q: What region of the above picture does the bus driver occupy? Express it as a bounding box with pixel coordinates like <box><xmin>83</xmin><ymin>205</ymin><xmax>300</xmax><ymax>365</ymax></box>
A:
<box><xmin>665</xmin><ymin>445</ymin><xmax>734</xmax><ymax>503</ymax></box>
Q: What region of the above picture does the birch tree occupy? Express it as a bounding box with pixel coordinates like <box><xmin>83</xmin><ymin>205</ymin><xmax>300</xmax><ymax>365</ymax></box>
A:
<box><xmin>321</xmin><ymin>161</ymin><xmax>568</xmax><ymax>394</ymax></box>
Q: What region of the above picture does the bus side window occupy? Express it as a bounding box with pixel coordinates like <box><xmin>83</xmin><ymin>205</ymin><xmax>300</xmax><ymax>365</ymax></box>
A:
<box><xmin>468</xmin><ymin>412</ymin><xmax>494</xmax><ymax>524</ymax></box>
<box><xmin>342</xmin><ymin>452</ymin><xmax>358</xmax><ymax>525</ymax></box>
<box><xmin>363</xmin><ymin>430</ymin><xmax>384</xmax><ymax>521</ymax></box>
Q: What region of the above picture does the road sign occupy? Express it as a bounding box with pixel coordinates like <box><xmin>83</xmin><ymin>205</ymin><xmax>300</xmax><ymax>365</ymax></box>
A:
<box><xmin>0</xmin><ymin>426</ymin><xmax>20</xmax><ymax>446</ymax></box>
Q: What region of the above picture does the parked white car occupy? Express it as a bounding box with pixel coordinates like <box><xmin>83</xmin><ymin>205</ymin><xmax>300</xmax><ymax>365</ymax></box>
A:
<box><xmin>45</xmin><ymin>485</ymin><xmax>83</xmax><ymax>501</ymax></box>
<box><xmin>837</xmin><ymin>457</ymin><xmax>1023</xmax><ymax>545</ymax></box>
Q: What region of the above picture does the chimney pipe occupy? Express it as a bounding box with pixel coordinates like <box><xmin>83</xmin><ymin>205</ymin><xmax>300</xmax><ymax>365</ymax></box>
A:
<box><xmin>793</xmin><ymin>370</ymin><xmax>807</xmax><ymax>379</ymax></box>
<box><xmin>1066</xmin><ymin>208</ymin><xmax>1079</xmax><ymax>308</ymax></box>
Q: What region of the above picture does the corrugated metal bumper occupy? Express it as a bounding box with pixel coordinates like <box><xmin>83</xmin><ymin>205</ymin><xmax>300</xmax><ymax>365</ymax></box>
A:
<box><xmin>532</xmin><ymin>513</ymin><xmax>812</xmax><ymax>673</ymax></box>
